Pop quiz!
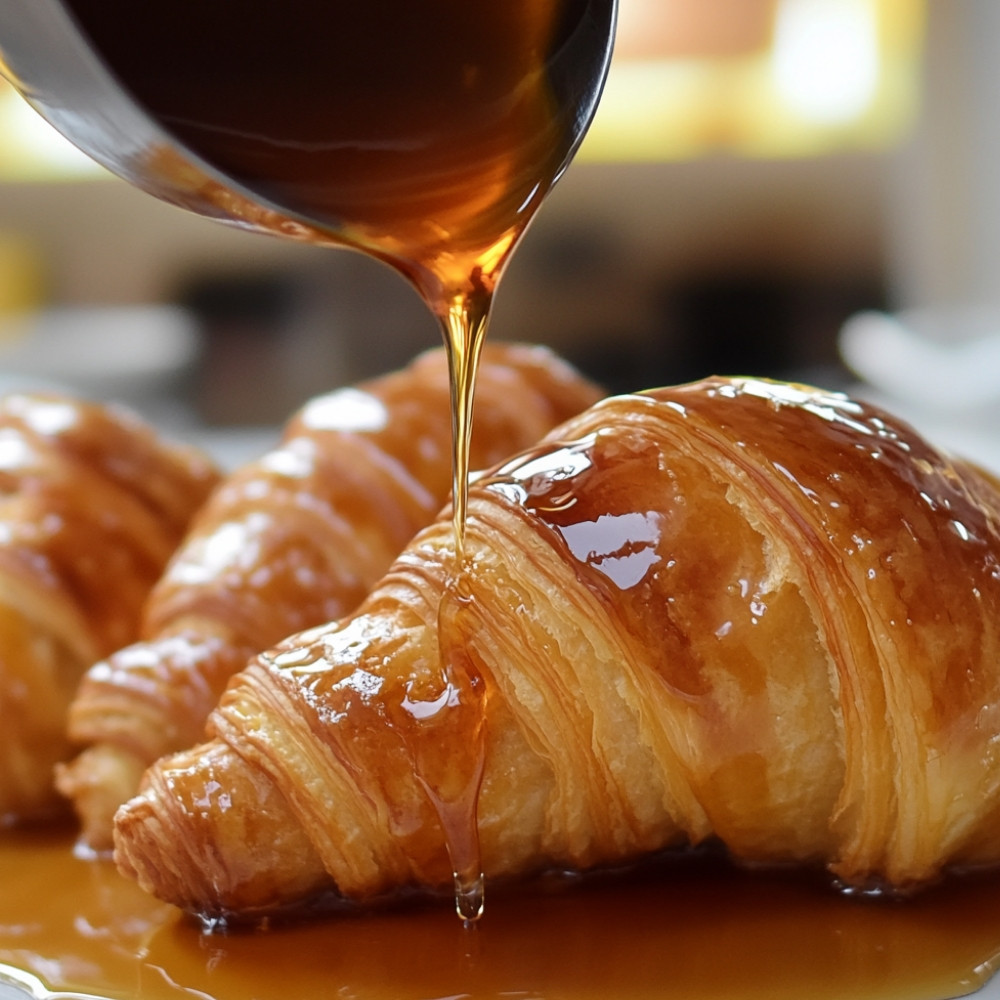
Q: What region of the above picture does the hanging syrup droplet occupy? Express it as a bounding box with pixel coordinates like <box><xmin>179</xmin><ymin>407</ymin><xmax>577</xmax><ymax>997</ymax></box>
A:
<box><xmin>386</xmin><ymin>570</ymin><xmax>489</xmax><ymax>923</ymax></box>
<box><xmin>433</xmin><ymin>573</ymin><xmax>489</xmax><ymax>923</ymax></box>
<box><xmin>453</xmin><ymin>869</ymin><xmax>486</xmax><ymax>923</ymax></box>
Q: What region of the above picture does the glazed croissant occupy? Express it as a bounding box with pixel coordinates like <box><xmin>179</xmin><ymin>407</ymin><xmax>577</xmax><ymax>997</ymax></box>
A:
<box><xmin>58</xmin><ymin>343</ymin><xmax>601</xmax><ymax>850</ymax></box>
<box><xmin>114</xmin><ymin>376</ymin><xmax>1000</xmax><ymax>921</ymax></box>
<box><xmin>0</xmin><ymin>392</ymin><xmax>219</xmax><ymax>825</ymax></box>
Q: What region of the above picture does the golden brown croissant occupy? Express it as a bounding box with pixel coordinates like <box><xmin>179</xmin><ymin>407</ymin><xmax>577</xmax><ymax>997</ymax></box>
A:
<box><xmin>0</xmin><ymin>392</ymin><xmax>219</xmax><ymax>826</ymax></box>
<box><xmin>113</xmin><ymin>376</ymin><xmax>1000</xmax><ymax>922</ymax></box>
<box><xmin>58</xmin><ymin>343</ymin><xmax>601</xmax><ymax>850</ymax></box>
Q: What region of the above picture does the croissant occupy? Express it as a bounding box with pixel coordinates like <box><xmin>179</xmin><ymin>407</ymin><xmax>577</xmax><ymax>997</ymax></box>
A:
<box><xmin>0</xmin><ymin>392</ymin><xmax>219</xmax><ymax>826</ymax></box>
<box><xmin>57</xmin><ymin>343</ymin><xmax>601</xmax><ymax>850</ymax></box>
<box><xmin>113</xmin><ymin>376</ymin><xmax>1000</xmax><ymax>922</ymax></box>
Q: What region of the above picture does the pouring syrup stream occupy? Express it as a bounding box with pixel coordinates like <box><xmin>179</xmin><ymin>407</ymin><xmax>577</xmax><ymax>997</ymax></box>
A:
<box><xmin>2</xmin><ymin>0</ymin><xmax>617</xmax><ymax>921</ymax></box>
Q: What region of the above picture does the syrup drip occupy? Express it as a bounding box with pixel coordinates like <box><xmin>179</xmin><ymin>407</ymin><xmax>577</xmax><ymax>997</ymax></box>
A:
<box><xmin>395</xmin><ymin>575</ymin><xmax>489</xmax><ymax>923</ymax></box>
<box><xmin>436</xmin><ymin>580</ymin><xmax>488</xmax><ymax>923</ymax></box>
<box><xmin>452</xmin><ymin>874</ymin><xmax>486</xmax><ymax>925</ymax></box>
<box><xmin>428</xmin><ymin>275</ymin><xmax>491</xmax><ymax>923</ymax></box>
<box><xmin>438</xmin><ymin>279</ymin><xmax>493</xmax><ymax>565</ymax></box>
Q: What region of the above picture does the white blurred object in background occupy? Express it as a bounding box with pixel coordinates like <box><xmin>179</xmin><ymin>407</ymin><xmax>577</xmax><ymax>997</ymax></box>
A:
<box><xmin>0</xmin><ymin>305</ymin><xmax>282</xmax><ymax>468</ymax></box>
<box><xmin>841</xmin><ymin>307</ymin><xmax>1000</xmax><ymax>412</ymax></box>
<box><xmin>0</xmin><ymin>305</ymin><xmax>200</xmax><ymax>404</ymax></box>
<box><xmin>840</xmin><ymin>306</ymin><xmax>1000</xmax><ymax>474</ymax></box>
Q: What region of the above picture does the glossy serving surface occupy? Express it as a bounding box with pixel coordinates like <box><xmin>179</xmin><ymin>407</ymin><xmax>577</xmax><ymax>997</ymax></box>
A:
<box><xmin>2</xmin><ymin>827</ymin><xmax>1000</xmax><ymax>1000</ymax></box>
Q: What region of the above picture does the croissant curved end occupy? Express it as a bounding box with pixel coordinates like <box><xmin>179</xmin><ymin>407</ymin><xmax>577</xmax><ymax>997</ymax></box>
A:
<box><xmin>114</xmin><ymin>741</ymin><xmax>332</xmax><ymax>920</ymax></box>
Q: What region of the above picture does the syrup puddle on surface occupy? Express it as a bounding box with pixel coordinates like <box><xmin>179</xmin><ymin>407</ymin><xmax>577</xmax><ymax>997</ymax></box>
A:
<box><xmin>2</xmin><ymin>828</ymin><xmax>1000</xmax><ymax>1000</ymax></box>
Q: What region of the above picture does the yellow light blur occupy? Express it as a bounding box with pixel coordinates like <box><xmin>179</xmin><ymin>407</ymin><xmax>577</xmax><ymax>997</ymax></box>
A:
<box><xmin>0</xmin><ymin>0</ymin><xmax>925</xmax><ymax>182</ymax></box>
<box><xmin>0</xmin><ymin>82</ymin><xmax>107</xmax><ymax>180</ymax></box>
<box><xmin>579</xmin><ymin>0</ymin><xmax>925</xmax><ymax>161</ymax></box>
<box><xmin>772</xmin><ymin>0</ymin><xmax>881</xmax><ymax>124</ymax></box>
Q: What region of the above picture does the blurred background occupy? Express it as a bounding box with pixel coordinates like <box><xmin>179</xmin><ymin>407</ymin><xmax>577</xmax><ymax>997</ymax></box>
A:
<box><xmin>1</xmin><ymin>0</ymin><xmax>998</xmax><ymax>468</ymax></box>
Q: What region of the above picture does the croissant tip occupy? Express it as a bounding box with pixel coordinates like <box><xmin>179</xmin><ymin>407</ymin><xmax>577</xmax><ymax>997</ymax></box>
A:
<box><xmin>112</xmin><ymin>788</ymin><xmax>173</xmax><ymax>892</ymax></box>
<box><xmin>113</xmin><ymin>785</ymin><xmax>236</xmax><ymax>923</ymax></box>
<box><xmin>113</xmin><ymin>740</ymin><xmax>336</xmax><ymax>919</ymax></box>
<box><xmin>112</xmin><ymin>750</ymin><xmax>243</xmax><ymax>918</ymax></box>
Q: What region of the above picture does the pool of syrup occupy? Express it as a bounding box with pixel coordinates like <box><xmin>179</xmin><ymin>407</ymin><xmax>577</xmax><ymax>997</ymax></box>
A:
<box><xmin>2</xmin><ymin>827</ymin><xmax>1000</xmax><ymax>1000</ymax></box>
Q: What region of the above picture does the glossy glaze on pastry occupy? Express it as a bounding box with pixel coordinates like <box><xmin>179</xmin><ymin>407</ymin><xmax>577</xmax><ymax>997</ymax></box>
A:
<box><xmin>58</xmin><ymin>343</ymin><xmax>601</xmax><ymax>850</ymax></box>
<box><xmin>0</xmin><ymin>393</ymin><xmax>219</xmax><ymax>825</ymax></box>
<box><xmin>113</xmin><ymin>377</ymin><xmax>1000</xmax><ymax>920</ymax></box>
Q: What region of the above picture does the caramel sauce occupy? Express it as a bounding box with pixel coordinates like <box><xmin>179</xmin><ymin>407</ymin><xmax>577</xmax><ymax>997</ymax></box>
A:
<box><xmin>3</xmin><ymin>828</ymin><xmax>1000</xmax><ymax>1000</ymax></box>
